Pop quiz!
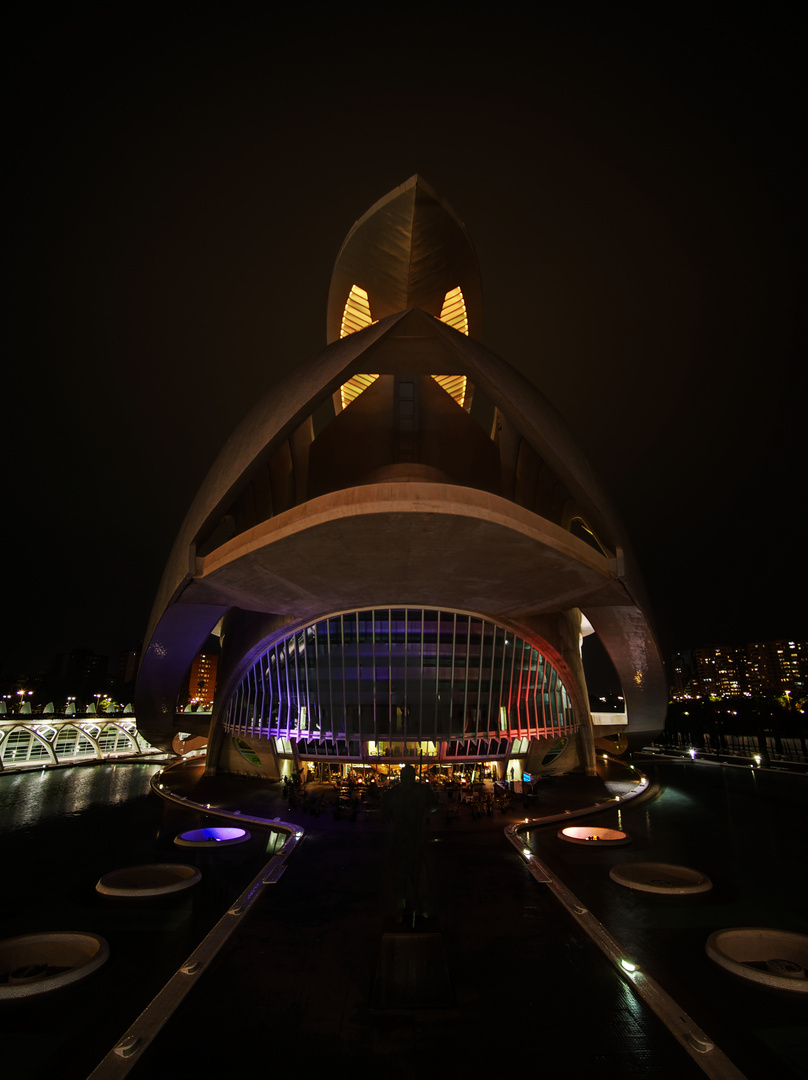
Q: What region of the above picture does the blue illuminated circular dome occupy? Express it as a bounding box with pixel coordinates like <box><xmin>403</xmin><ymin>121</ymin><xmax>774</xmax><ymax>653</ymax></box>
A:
<box><xmin>174</xmin><ymin>827</ymin><xmax>250</xmax><ymax>847</ymax></box>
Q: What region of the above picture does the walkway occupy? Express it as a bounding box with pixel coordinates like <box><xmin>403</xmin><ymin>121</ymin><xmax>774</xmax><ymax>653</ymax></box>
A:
<box><xmin>87</xmin><ymin>758</ymin><xmax>748</xmax><ymax>1080</ymax></box>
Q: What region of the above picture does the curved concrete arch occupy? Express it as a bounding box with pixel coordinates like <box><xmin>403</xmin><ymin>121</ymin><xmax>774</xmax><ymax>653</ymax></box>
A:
<box><xmin>0</xmin><ymin>719</ymin><xmax>160</xmax><ymax>770</ymax></box>
<box><xmin>137</xmin><ymin>603</ymin><xmax>228</xmax><ymax>753</ymax></box>
<box><xmin>52</xmin><ymin>722</ymin><xmax>103</xmax><ymax>762</ymax></box>
<box><xmin>194</xmin><ymin>482</ymin><xmax>620</xmax><ymax>619</ymax></box>
<box><xmin>98</xmin><ymin>722</ymin><xmax>140</xmax><ymax>754</ymax></box>
<box><xmin>0</xmin><ymin>725</ymin><xmax>58</xmax><ymax>768</ymax></box>
<box><xmin>77</xmin><ymin>724</ymin><xmax>103</xmax><ymax>760</ymax></box>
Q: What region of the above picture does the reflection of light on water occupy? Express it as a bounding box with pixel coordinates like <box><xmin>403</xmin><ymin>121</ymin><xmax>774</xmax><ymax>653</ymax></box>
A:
<box><xmin>641</xmin><ymin>785</ymin><xmax>702</xmax><ymax>847</ymax></box>
<box><xmin>617</xmin><ymin>809</ymin><xmax>623</xmax><ymax>831</ymax></box>
<box><xmin>656</xmin><ymin>787</ymin><xmax>699</xmax><ymax>810</ymax></box>
<box><xmin>64</xmin><ymin>768</ymin><xmax>96</xmax><ymax>817</ymax></box>
<box><xmin>108</xmin><ymin>764</ymin><xmax>134</xmax><ymax>805</ymax></box>
<box><xmin>617</xmin><ymin>977</ymin><xmax>644</xmax><ymax>1019</ymax></box>
<box><xmin>0</xmin><ymin>764</ymin><xmax>160</xmax><ymax>831</ymax></box>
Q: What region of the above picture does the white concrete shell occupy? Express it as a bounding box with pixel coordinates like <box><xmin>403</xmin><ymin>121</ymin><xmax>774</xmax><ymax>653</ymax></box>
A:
<box><xmin>136</xmin><ymin>180</ymin><xmax>666</xmax><ymax>770</ymax></box>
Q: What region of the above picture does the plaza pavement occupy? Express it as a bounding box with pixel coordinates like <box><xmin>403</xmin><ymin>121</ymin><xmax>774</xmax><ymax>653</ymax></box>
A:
<box><xmin>105</xmin><ymin>758</ymin><xmax>717</xmax><ymax>1080</ymax></box>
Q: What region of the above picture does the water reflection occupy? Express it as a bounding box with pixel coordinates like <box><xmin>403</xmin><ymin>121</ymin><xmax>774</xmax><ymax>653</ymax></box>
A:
<box><xmin>0</xmin><ymin>763</ymin><xmax>160</xmax><ymax>832</ymax></box>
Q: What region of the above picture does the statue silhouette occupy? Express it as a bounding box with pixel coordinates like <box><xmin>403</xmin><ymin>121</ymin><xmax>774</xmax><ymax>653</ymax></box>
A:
<box><xmin>381</xmin><ymin>764</ymin><xmax>437</xmax><ymax>926</ymax></box>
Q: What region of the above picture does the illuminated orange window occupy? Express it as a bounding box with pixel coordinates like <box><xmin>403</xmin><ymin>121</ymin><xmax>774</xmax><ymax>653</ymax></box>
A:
<box><xmin>338</xmin><ymin>285</ymin><xmax>468</xmax><ymax>410</ymax></box>
<box><xmin>434</xmin><ymin>288</ymin><xmax>468</xmax><ymax>406</ymax></box>
<box><xmin>340</xmin><ymin>373</ymin><xmax>380</xmax><ymax>411</ymax></box>
<box><xmin>337</xmin><ymin>285</ymin><xmax>379</xmax><ymax>410</ymax></box>
<box><xmin>431</xmin><ymin>375</ymin><xmax>466</xmax><ymax>408</ymax></box>
<box><xmin>439</xmin><ymin>286</ymin><xmax>468</xmax><ymax>335</ymax></box>
<box><xmin>340</xmin><ymin>284</ymin><xmax>373</xmax><ymax>338</ymax></box>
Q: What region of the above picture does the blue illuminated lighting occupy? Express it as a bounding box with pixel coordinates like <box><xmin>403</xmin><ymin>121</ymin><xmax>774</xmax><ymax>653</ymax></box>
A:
<box><xmin>180</xmin><ymin>827</ymin><xmax>247</xmax><ymax>843</ymax></box>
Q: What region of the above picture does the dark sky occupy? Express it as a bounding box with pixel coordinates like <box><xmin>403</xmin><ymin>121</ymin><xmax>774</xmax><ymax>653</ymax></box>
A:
<box><xmin>5</xmin><ymin>7</ymin><xmax>806</xmax><ymax>680</ymax></box>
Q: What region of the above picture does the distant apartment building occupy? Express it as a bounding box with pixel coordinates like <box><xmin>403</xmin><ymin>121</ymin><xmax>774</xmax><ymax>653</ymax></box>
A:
<box><xmin>671</xmin><ymin>650</ymin><xmax>695</xmax><ymax>698</ymax></box>
<box><xmin>693</xmin><ymin>645</ymin><xmax>744</xmax><ymax>696</ymax></box>
<box><xmin>674</xmin><ymin>641</ymin><xmax>807</xmax><ymax>697</ymax></box>
<box><xmin>186</xmin><ymin>652</ymin><xmax>218</xmax><ymax>710</ymax></box>
<box><xmin>747</xmin><ymin>641</ymin><xmax>806</xmax><ymax>695</ymax></box>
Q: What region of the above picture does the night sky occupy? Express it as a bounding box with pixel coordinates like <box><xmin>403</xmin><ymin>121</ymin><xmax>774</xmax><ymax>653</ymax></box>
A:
<box><xmin>5</xmin><ymin>8</ymin><xmax>806</xmax><ymax>682</ymax></box>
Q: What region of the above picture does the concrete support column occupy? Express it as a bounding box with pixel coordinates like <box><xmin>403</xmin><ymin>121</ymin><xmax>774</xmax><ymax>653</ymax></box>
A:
<box><xmin>516</xmin><ymin>608</ymin><xmax>597</xmax><ymax>776</ymax></box>
<box><xmin>555</xmin><ymin>609</ymin><xmax>596</xmax><ymax>777</ymax></box>
<box><xmin>205</xmin><ymin>608</ymin><xmax>296</xmax><ymax>777</ymax></box>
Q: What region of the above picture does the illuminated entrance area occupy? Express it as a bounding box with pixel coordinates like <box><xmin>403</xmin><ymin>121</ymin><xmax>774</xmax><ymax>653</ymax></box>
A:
<box><xmin>221</xmin><ymin>608</ymin><xmax>576</xmax><ymax>768</ymax></box>
<box><xmin>297</xmin><ymin>758</ymin><xmax>509</xmax><ymax>785</ymax></box>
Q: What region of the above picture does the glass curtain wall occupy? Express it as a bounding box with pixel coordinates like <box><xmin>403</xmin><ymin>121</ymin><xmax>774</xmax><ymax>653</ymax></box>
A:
<box><xmin>222</xmin><ymin>609</ymin><xmax>574</xmax><ymax>756</ymax></box>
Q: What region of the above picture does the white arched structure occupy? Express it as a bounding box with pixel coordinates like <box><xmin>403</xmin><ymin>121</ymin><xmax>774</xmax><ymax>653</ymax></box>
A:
<box><xmin>137</xmin><ymin>178</ymin><xmax>666</xmax><ymax>778</ymax></box>
<box><xmin>0</xmin><ymin>719</ymin><xmax>152</xmax><ymax>771</ymax></box>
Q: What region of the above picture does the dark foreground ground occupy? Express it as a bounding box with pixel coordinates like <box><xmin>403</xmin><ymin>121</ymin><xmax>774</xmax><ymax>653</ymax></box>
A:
<box><xmin>116</xmin><ymin>759</ymin><xmax>770</xmax><ymax>1080</ymax></box>
<box><xmin>5</xmin><ymin>757</ymin><xmax>805</xmax><ymax>1080</ymax></box>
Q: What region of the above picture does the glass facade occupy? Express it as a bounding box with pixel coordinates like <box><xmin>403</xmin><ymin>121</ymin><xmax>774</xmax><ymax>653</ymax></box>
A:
<box><xmin>222</xmin><ymin>608</ymin><xmax>575</xmax><ymax>759</ymax></box>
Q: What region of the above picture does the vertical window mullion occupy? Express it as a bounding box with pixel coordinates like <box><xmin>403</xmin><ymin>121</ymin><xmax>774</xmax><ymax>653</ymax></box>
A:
<box><xmin>447</xmin><ymin>610</ymin><xmax>456</xmax><ymax>736</ymax></box>
<box><xmin>313</xmin><ymin>623</ymin><xmax>321</xmax><ymax>733</ymax></box>
<box><xmin>278</xmin><ymin>639</ymin><xmax>287</xmax><ymax>734</ymax></box>
<box><xmin>540</xmin><ymin>654</ymin><xmax>549</xmax><ymax>731</ymax></box>
<box><xmin>326</xmin><ymin>620</ymin><xmax>334</xmax><ymax>742</ymax></box>
<box><xmin>463</xmin><ymin>614</ymin><xmax>471</xmax><ymax>737</ymax></box>
<box><xmin>531</xmin><ymin>650</ymin><xmax>540</xmax><ymax>732</ymax></box>
<box><xmin>267</xmin><ymin>648</ymin><xmax>278</xmax><ymax>734</ymax></box>
<box><xmin>246</xmin><ymin>664</ymin><xmax>255</xmax><ymax>737</ymax></box>
<box><xmin>292</xmin><ymin>633</ymin><xmax>302</xmax><ymax>732</ymax></box>
<box><xmin>340</xmin><ymin>614</ymin><xmax>348</xmax><ymax>744</ymax></box>
<box><xmin>498</xmin><ymin>626</ymin><xmax>508</xmax><ymax>730</ymax></box>
<box><xmin>247</xmin><ymin>660</ymin><xmax>257</xmax><ymax>738</ymax></box>
<box><xmin>516</xmin><ymin>640</ymin><xmax>526</xmax><ymax>733</ymax></box>
<box><xmin>371</xmin><ymin>609</ymin><xmax>378</xmax><ymax>745</ymax></box>
<box><xmin>475</xmin><ymin>618</ymin><xmax>484</xmax><ymax>739</ymax></box>
<box><xmin>355</xmin><ymin>611</ymin><xmax>362</xmax><ymax>748</ymax></box>
<box><xmin>257</xmin><ymin>655</ymin><xmax>266</xmax><ymax>735</ymax></box>
<box><xmin>388</xmin><ymin>608</ymin><xmax>393</xmax><ymax>741</ymax></box>
<box><xmin>403</xmin><ymin>608</ymin><xmax>408</xmax><ymax>749</ymax></box>
<box><xmin>272</xmin><ymin>646</ymin><xmax>281</xmax><ymax>736</ymax></box>
<box><xmin>302</xmin><ymin>626</ymin><xmax>311</xmax><ymax>735</ymax></box>
<box><xmin>423</xmin><ymin>613</ymin><xmax>429</xmax><ymax>747</ymax></box>
<box><xmin>485</xmin><ymin>623</ymin><xmax>496</xmax><ymax>734</ymax></box>
<box><xmin>433</xmin><ymin>609</ymin><xmax>441</xmax><ymax>739</ymax></box>
<box><xmin>504</xmin><ymin>634</ymin><xmax>514</xmax><ymax>735</ymax></box>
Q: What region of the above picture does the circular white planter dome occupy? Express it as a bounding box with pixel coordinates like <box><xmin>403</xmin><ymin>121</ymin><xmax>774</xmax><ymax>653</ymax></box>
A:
<box><xmin>609</xmin><ymin>862</ymin><xmax>712</xmax><ymax>895</ymax></box>
<box><xmin>0</xmin><ymin>932</ymin><xmax>109</xmax><ymax>1000</ymax></box>
<box><xmin>96</xmin><ymin>863</ymin><xmax>202</xmax><ymax>897</ymax></box>
<box><xmin>706</xmin><ymin>928</ymin><xmax>808</xmax><ymax>992</ymax></box>
<box><xmin>558</xmin><ymin>826</ymin><xmax>630</xmax><ymax>846</ymax></box>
